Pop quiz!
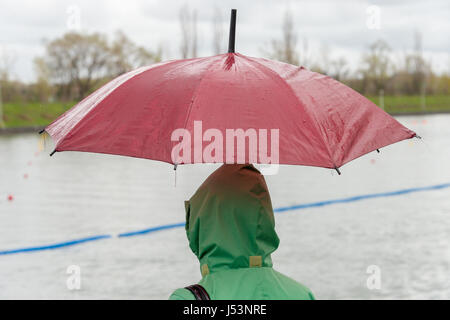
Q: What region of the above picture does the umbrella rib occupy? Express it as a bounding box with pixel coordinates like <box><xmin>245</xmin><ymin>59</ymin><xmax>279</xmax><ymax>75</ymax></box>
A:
<box><xmin>238</xmin><ymin>55</ymin><xmax>336</xmax><ymax>168</ymax></box>
<box><xmin>175</xmin><ymin>55</ymin><xmax>224</xmax><ymax>165</ymax></box>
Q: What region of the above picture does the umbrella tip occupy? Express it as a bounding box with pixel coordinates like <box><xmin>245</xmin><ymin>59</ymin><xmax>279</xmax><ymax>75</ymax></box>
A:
<box><xmin>50</xmin><ymin>149</ymin><xmax>56</xmax><ymax>157</ymax></box>
<box><xmin>334</xmin><ymin>167</ymin><xmax>341</xmax><ymax>175</ymax></box>
<box><xmin>228</xmin><ymin>9</ymin><xmax>237</xmax><ymax>53</ymax></box>
<box><xmin>173</xmin><ymin>163</ymin><xmax>178</xmax><ymax>187</ymax></box>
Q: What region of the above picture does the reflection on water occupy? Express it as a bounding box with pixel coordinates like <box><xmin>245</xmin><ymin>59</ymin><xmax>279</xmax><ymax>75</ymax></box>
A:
<box><xmin>0</xmin><ymin>114</ymin><xmax>449</xmax><ymax>299</ymax></box>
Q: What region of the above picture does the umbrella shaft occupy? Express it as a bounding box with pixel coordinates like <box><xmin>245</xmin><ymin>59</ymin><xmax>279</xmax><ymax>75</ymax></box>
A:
<box><xmin>228</xmin><ymin>9</ymin><xmax>237</xmax><ymax>53</ymax></box>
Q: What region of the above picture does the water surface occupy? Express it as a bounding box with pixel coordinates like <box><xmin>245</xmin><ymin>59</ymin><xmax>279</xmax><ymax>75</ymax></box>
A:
<box><xmin>0</xmin><ymin>114</ymin><xmax>449</xmax><ymax>299</ymax></box>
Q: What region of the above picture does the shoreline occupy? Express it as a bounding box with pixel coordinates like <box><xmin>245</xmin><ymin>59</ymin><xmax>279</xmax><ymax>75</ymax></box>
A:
<box><xmin>1</xmin><ymin>110</ymin><xmax>449</xmax><ymax>135</ymax></box>
<box><xmin>0</xmin><ymin>125</ymin><xmax>45</xmax><ymax>135</ymax></box>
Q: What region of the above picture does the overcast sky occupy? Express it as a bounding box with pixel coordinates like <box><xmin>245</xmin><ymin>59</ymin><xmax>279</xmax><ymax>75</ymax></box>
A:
<box><xmin>1</xmin><ymin>0</ymin><xmax>449</xmax><ymax>82</ymax></box>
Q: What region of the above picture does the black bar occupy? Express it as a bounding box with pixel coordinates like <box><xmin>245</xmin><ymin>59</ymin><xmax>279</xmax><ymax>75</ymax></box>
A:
<box><xmin>0</xmin><ymin>300</ymin><xmax>441</xmax><ymax>318</ymax></box>
<box><xmin>228</xmin><ymin>9</ymin><xmax>237</xmax><ymax>53</ymax></box>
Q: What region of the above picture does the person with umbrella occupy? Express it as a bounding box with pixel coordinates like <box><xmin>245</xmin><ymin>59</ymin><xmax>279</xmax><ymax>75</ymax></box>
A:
<box><xmin>169</xmin><ymin>164</ymin><xmax>315</xmax><ymax>300</ymax></box>
<box><xmin>40</xmin><ymin>9</ymin><xmax>417</xmax><ymax>300</ymax></box>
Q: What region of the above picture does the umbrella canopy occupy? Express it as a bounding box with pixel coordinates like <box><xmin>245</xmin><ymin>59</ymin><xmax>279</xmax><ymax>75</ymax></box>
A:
<box><xmin>44</xmin><ymin>53</ymin><xmax>415</xmax><ymax>170</ymax></box>
<box><xmin>43</xmin><ymin>10</ymin><xmax>416</xmax><ymax>173</ymax></box>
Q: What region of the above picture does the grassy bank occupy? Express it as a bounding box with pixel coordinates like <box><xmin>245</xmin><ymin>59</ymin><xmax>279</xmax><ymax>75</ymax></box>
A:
<box><xmin>1</xmin><ymin>95</ymin><xmax>450</xmax><ymax>128</ymax></box>
<box><xmin>1</xmin><ymin>101</ymin><xmax>75</xmax><ymax>128</ymax></box>
<box><xmin>366</xmin><ymin>95</ymin><xmax>450</xmax><ymax>114</ymax></box>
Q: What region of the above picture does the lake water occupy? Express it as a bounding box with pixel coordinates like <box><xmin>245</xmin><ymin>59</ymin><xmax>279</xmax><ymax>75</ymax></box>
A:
<box><xmin>0</xmin><ymin>114</ymin><xmax>449</xmax><ymax>299</ymax></box>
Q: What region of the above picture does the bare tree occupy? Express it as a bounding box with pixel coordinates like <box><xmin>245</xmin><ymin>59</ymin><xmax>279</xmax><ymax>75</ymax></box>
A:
<box><xmin>298</xmin><ymin>36</ymin><xmax>310</xmax><ymax>67</ymax></box>
<box><xmin>318</xmin><ymin>44</ymin><xmax>331</xmax><ymax>73</ymax></box>
<box><xmin>310</xmin><ymin>44</ymin><xmax>331</xmax><ymax>73</ymax></box>
<box><xmin>0</xmin><ymin>47</ymin><xmax>15</xmax><ymax>81</ymax></box>
<box><xmin>280</xmin><ymin>10</ymin><xmax>298</xmax><ymax>65</ymax></box>
<box><xmin>212</xmin><ymin>6</ymin><xmax>224</xmax><ymax>55</ymax></box>
<box><xmin>309</xmin><ymin>44</ymin><xmax>348</xmax><ymax>80</ymax></box>
<box><xmin>191</xmin><ymin>10</ymin><xmax>198</xmax><ymax>58</ymax></box>
<box><xmin>0</xmin><ymin>48</ymin><xmax>16</xmax><ymax>128</ymax></box>
<box><xmin>109</xmin><ymin>31</ymin><xmax>162</xmax><ymax>76</ymax></box>
<box><xmin>412</xmin><ymin>30</ymin><xmax>428</xmax><ymax>108</ymax></box>
<box><xmin>179</xmin><ymin>5</ymin><xmax>190</xmax><ymax>59</ymax></box>
<box><xmin>179</xmin><ymin>5</ymin><xmax>198</xmax><ymax>59</ymax></box>
<box><xmin>265</xmin><ymin>11</ymin><xmax>299</xmax><ymax>65</ymax></box>
<box><xmin>390</xmin><ymin>31</ymin><xmax>432</xmax><ymax>96</ymax></box>
<box><xmin>359</xmin><ymin>39</ymin><xmax>392</xmax><ymax>94</ymax></box>
<box><xmin>33</xmin><ymin>57</ymin><xmax>54</xmax><ymax>102</ymax></box>
<box><xmin>330</xmin><ymin>57</ymin><xmax>349</xmax><ymax>81</ymax></box>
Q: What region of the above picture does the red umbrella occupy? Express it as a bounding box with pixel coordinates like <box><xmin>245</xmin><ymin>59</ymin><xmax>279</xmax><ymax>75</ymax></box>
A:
<box><xmin>42</xmin><ymin>9</ymin><xmax>416</xmax><ymax>174</ymax></box>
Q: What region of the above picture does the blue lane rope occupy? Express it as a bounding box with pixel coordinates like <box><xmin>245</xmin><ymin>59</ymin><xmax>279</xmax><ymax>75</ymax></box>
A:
<box><xmin>0</xmin><ymin>235</ymin><xmax>111</xmax><ymax>256</ymax></box>
<box><xmin>273</xmin><ymin>182</ymin><xmax>450</xmax><ymax>213</ymax></box>
<box><xmin>118</xmin><ymin>222</ymin><xmax>186</xmax><ymax>238</ymax></box>
<box><xmin>1</xmin><ymin>182</ymin><xmax>449</xmax><ymax>256</ymax></box>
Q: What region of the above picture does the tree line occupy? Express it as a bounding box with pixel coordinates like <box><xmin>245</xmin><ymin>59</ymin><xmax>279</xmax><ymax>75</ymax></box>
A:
<box><xmin>264</xmin><ymin>11</ymin><xmax>449</xmax><ymax>97</ymax></box>
<box><xmin>1</xmin><ymin>31</ymin><xmax>162</xmax><ymax>103</ymax></box>
<box><xmin>0</xmin><ymin>8</ymin><xmax>449</xmax><ymax>105</ymax></box>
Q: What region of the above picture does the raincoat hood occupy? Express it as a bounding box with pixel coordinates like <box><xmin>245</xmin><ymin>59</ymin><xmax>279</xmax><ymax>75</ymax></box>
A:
<box><xmin>185</xmin><ymin>164</ymin><xmax>280</xmax><ymax>276</ymax></box>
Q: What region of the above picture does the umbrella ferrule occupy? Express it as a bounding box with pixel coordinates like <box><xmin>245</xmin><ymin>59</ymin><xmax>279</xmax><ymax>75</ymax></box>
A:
<box><xmin>228</xmin><ymin>9</ymin><xmax>237</xmax><ymax>53</ymax></box>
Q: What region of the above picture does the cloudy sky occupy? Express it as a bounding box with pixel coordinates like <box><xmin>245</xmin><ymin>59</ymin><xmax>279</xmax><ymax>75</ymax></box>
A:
<box><xmin>1</xmin><ymin>0</ymin><xmax>449</xmax><ymax>82</ymax></box>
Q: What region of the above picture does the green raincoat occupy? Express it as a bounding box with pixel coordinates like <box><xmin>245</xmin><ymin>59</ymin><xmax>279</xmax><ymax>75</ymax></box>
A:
<box><xmin>169</xmin><ymin>164</ymin><xmax>314</xmax><ymax>300</ymax></box>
